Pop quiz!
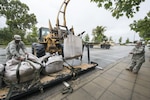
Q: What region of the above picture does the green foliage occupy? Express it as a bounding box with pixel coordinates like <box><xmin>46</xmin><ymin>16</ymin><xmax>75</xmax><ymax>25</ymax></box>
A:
<box><xmin>130</xmin><ymin>11</ymin><xmax>150</xmax><ymax>40</ymax></box>
<box><xmin>91</xmin><ymin>0</ymin><xmax>145</xmax><ymax>19</ymax></box>
<box><xmin>90</xmin><ymin>0</ymin><xmax>149</xmax><ymax>42</ymax></box>
<box><xmin>0</xmin><ymin>27</ymin><xmax>13</xmax><ymax>44</ymax></box>
<box><xmin>25</xmin><ymin>26</ymin><xmax>38</xmax><ymax>44</ymax></box>
<box><xmin>0</xmin><ymin>0</ymin><xmax>37</xmax><ymax>44</ymax></box>
<box><xmin>119</xmin><ymin>37</ymin><xmax>122</xmax><ymax>44</ymax></box>
<box><xmin>92</xmin><ymin>26</ymin><xmax>107</xmax><ymax>43</ymax></box>
<box><xmin>126</xmin><ymin>38</ymin><xmax>130</xmax><ymax>43</ymax></box>
<box><xmin>0</xmin><ymin>0</ymin><xmax>37</xmax><ymax>36</ymax></box>
<box><xmin>83</xmin><ymin>34</ymin><xmax>90</xmax><ymax>42</ymax></box>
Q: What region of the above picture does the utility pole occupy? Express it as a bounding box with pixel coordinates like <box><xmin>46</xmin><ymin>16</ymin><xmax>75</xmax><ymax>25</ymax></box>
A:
<box><xmin>133</xmin><ymin>32</ymin><xmax>135</xmax><ymax>43</ymax></box>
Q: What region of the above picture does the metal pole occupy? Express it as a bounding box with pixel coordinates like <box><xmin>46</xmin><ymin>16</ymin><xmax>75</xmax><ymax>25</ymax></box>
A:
<box><xmin>87</xmin><ymin>44</ymin><xmax>90</xmax><ymax>64</ymax></box>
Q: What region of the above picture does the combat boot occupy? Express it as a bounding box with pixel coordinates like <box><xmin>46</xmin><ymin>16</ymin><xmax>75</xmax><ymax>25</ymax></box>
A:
<box><xmin>126</xmin><ymin>68</ymin><xmax>132</xmax><ymax>72</ymax></box>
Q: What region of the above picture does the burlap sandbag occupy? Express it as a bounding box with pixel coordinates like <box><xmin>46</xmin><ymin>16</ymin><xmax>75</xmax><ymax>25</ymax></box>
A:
<box><xmin>4</xmin><ymin>54</ymin><xmax>41</xmax><ymax>84</ymax></box>
<box><xmin>42</xmin><ymin>55</ymin><xmax>63</xmax><ymax>74</ymax></box>
<box><xmin>0</xmin><ymin>64</ymin><xmax>5</xmax><ymax>88</ymax></box>
<box><xmin>0</xmin><ymin>64</ymin><xmax>4</xmax><ymax>73</ymax></box>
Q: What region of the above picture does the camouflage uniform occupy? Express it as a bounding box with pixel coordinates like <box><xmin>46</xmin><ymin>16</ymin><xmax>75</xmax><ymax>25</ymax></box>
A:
<box><xmin>6</xmin><ymin>39</ymin><xmax>27</xmax><ymax>61</ymax></box>
<box><xmin>129</xmin><ymin>43</ymin><xmax>145</xmax><ymax>73</ymax></box>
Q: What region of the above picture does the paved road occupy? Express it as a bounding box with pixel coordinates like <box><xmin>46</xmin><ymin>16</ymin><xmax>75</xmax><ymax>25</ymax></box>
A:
<box><xmin>83</xmin><ymin>45</ymin><xmax>133</xmax><ymax>68</ymax></box>
<box><xmin>0</xmin><ymin>45</ymin><xmax>133</xmax><ymax>65</ymax></box>
<box><xmin>0</xmin><ymin>45</ymin><xmax>134</xmax><ymax>100</ymax></box>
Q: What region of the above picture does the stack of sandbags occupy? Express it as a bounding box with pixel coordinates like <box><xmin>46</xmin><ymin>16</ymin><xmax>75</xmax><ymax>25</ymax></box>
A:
<box><xmin>4</xmin><ymin>54</ymin><xmax>41</xmax><ymax>84</ymax></box>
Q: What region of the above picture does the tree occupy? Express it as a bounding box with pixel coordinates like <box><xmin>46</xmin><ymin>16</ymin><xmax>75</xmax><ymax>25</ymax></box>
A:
<box><xmin>109</xmin><ymin>36</ymin><xmax>112</xmax><ymax>41</ymax></box>
<box><xmin>0</xmin><ymin>0</ymin><xmax>37</xmax><ymax>36</ymax></box>
<box><xmin>91</xmin><ymin>0</ymin><xmax>150</xmax><ymax>41</ymax></box>
<box><xmin>84</xmin><ymin>34</ymin><xmax>90</xmax><ymax>42</ymax></box>
<box><xmin>130</xmin><ymin>11</ymin><xmax>150</xmax><ymax>40</ymax></box>
<box><xmin>119</xmin><ymin>37</ymin><xmax>122</xmax><ymax>44</ymax></box>
<box><xmin>126</xmin><ymin>38</ymin><xmax>130</xmax><ymax>43</ymax></box>
<box><xmin>91</xmin><ymin>0</ymin><xmax>145</xmax><ymax>19</ymax></box>
<box><xmin>92</xmin><ymin>26</ymin><xmax>107</xmax><ymax>43</ymax></box>
<box><xmin>0</xmin><ymin>27</ymin><xmax>13</xmax><ymax>44</ymax></box>
<box><xmin>25</xmin><ymin>25</ymin><xmax>38</xmax><ymax>44</ymax></box>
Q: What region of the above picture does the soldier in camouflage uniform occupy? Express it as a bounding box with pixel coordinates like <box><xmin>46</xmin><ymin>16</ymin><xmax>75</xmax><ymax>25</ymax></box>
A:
<box><xmin>6</xmin><ymin>35</ymin><xmax>28</xmax><ymax>61</ymax></box>
<box><xmin>126</xmin><ymin>41</ymin><xmax>145</xmax><ymax>74</ymax></box>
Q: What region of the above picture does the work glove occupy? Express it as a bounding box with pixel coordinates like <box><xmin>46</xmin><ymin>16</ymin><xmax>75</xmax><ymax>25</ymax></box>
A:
<box><xmin>18</xmin><ymin>56</ymin><xmax>25</xmax><ymax>61</ymax></box>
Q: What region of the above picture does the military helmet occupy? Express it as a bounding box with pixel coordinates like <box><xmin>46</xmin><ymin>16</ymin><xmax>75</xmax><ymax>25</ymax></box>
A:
<box><xmin>14</xmin><ymin>35</ymin><xmax>21</xmax><ymax>40</ymax></box>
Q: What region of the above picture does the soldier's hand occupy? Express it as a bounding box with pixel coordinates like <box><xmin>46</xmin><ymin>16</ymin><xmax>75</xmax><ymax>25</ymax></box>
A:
<box><xmin>18</xmin><ymin>57</ymin><xmax>25</xmax><ymax>61</ymax></box>
<box><xmin>25</xmin><ymin>52</ymin><xmax>29</xmax><ymax>58</ymax></box>
<box><xmin>25</xmin><ymin>52</ymin><xmax>28</xmax><ymax>54</ymax></box>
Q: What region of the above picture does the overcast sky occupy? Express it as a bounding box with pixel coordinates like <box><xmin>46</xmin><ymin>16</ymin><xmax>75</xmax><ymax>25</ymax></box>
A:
<box><xmin>0</xmin><ymin>0</ymin><xmax>150</xmax><ymax>43</ymax></box>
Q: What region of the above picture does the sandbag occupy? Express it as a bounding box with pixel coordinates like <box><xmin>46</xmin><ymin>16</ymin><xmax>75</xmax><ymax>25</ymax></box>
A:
<box><xmin>0</xmin><ymin>64</ymin><xmax>4</xmax><ymax>73</ymax></box>
<box><xmin>39</xmin><ymin>53</ymin><xmax>51</xmax><ymax>62</ymax></box>
<box><xmin>28</xmin><ymin>53</ymin><xmax>42</xmax><ymax>63</ymax></box>
<box><xmin>64</xmin><ymin>34</ymin><xmax>82</xmax><ymax>59</ymax></box>
<box><xmin>4</xmin><ymin>54</ymin><xmax>41</xmax><ymax>84</ymax></box>
<box><xmin>6</xmin><ymin>58</ymin><xmax>20</xmax><ymax>66</ymax></box>
<box><xmin>42</xmin><ymin>55</ymin><xmax>63</xmax><ymax>74</ymax></box>
<box><xmin>0</xmin><ymin>64</ymin><xmax>5</xmax><ymax>88</ymax></box>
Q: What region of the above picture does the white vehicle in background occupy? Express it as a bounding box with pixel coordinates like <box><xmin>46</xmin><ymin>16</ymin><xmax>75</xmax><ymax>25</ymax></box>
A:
<box><xmin>125</xmin><ymin>43</ymin><xmax>136</xmax><ymax>46</ymax></box>
<box><xmin>147</xmin><ymin>40</ymin><xmax>150</xmax><ymax>47</ymax></box>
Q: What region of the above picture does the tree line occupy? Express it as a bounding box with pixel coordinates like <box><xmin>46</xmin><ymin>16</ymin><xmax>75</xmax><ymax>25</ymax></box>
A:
<box><xmin>90</xmin><ymin>0</ymin><xmax>150</xmax><ymax>42</ymax></box>
<box><xmin>0</xmin><ymin>0</ymin><xmax>149</xmax><ymax>45</ymax></box>
<box><xmin>0</xmin><ymin>0</ymin><xmax>37</xmax><ymax>45</ymax></box>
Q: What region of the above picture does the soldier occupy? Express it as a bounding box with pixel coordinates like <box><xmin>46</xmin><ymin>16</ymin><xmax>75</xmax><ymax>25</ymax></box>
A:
<box><xmin>6</xmin><ymin>35</ymin><xmax>28</xmax><ymax>61</ymax></box>
<box><xmin>126</xmin><ymin>41</ymin><xmax>145</xmax><ymax>74</ymax></box>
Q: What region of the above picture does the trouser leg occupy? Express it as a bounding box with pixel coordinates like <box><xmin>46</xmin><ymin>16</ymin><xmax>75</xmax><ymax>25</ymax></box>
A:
<box><xmin>133</xmin><ymin>62</ymin><xmax>143</xmax><ymax>73</ymax></box>
<box><xmin>129</xmin><ymin>61</ymin><xmax>136</xmax><ymax>70</ymax></box>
